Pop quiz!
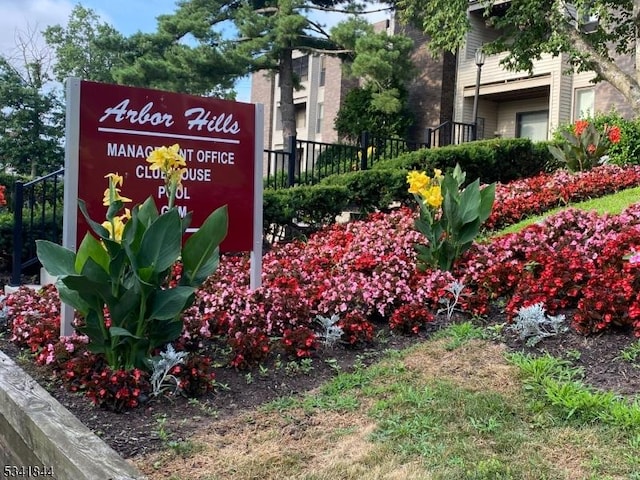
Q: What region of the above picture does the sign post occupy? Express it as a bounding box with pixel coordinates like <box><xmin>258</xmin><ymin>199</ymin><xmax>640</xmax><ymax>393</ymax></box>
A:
<box><xmin>61</xmin><ymin>79</ymin><xmax>263</xmax><ymax>335</ymax></box>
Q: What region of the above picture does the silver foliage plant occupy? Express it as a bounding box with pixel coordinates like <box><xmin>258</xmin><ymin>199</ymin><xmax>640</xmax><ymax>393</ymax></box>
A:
<box><xmin>0</xmin><ymin>295</ymin><xmax>7</xmax><ymax>330</ymax></box>
<box><xmin>315</xmin><ymin>314</ymin><xmax>343</xmax><ymax>348</ymax></box>
<box><xmin>149</xmin><ymin>344</ymin><xmax>188</xmax><ymax>397</ymax></box>
<box><xmin>437</xmin><ymin>280</ymin><xmax>465</xmax><ymax>322</ymax></box>
<box><xmin>509</xmin><ymin>303</ymin><xmax>567</xmax><ymax>347</ymax></box>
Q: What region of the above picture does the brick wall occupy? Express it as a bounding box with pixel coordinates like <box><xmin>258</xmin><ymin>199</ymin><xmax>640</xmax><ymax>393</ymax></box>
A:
<box><xmin>595</xmin><ymin>54</ymin><xmax>635</xmax><ymax>119</ymax></box>
<box><xmin>393</xmin><ymin>22</ymin><xmax>452</xmax><ymax>143</ymax></box>
<box><xmin>322</xmin><ymin>56</ymin><xmax>358</xmax><ymax>143</ymax></box>
<box><xmin>251</xmin><ymin>71</ymin><xmax>275</xmax><ymax>149</ymax></box>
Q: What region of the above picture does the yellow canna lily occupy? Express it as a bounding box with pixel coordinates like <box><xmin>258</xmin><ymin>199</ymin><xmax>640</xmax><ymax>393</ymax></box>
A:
<box><xmin>102</xmin><ymin>172</ymin><xmax>132</xmax><ymax>206</ymax></box>
<box><xmin>104</xmin><ymin>172</ymin><xmax>124</xmax><ymax>187</ymax></box>
<box><xmin>101</xmin><ymin>213</ymin><xmax>128</xmax><ymax>242</ymax></box>
<box><xmin>407</xmin><ymin>170</ymin><xmax>430</xmax><ymax>194</ymax></box>
<box><xmin>102</xmin><ymin>187</ymin><xmax>132</xmax><ymax>206</ymax></box>
<box><xmin>146</xmin><ymin>144</ymin><xmax>186</xmax><ymax>172</ymax></box>
<box><xmin>423</xmin><ymin>185</ymin><xmax>443</xmax><ymax>208</ymax></box>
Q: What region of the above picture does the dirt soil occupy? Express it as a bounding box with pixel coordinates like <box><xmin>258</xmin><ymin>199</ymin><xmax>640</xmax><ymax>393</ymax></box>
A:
<box><xmin>0</xmin><ymin>312</ymin><xmax>639</xmax><ymax>461</ymax></box>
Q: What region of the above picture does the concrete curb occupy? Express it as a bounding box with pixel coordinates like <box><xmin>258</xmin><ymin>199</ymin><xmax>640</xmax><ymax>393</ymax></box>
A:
<box><xmin>0</xmin><ymin>349</ymin><xmax>146</xmax><ymax>480</ymax></box>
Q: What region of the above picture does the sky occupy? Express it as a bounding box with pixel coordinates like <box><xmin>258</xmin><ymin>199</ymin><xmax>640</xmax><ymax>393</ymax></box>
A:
<box><xmin>1</xmin><ymin>0</ymin><xmax>390</xmax><ymax>101</ymax></box>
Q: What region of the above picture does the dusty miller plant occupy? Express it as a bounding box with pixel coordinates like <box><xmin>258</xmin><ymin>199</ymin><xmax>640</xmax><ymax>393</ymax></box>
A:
<box><xmin>149</xmin><ymin>343</ymin><xmax>188</xmax><ymax>397</ymax></box>
<box><xmin>315</xmin><ymin>314</ymin><xmax>343</xmax><ymax>348</ymax></box>
<box><xmin>437</xmin><ymin>280</ymin><xmax>465</xmax><ymax>322</ymax></box>
<box><xmin>509</xmin><ymin>303</ymin><xmax>567</xmax><ymax>346</ymax></box>
<box><xmin>0</xmin><ymin>295</ymin><xmax>7</xmax><ymax>330</ymax></box>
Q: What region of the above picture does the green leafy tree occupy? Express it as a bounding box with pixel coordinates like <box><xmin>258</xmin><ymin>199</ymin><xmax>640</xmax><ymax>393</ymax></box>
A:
<box><xmin>335</xmin><ymin>85</ymin><xmax>413</xmax><ymax>140</ymax></box>
<box><xmin>332</xmin><ymin>18</ymin><xmax>415</xmax><ymax>140</ymax></box>
<box><xmin>395</xmin><ymin>0</ymin><xmax>640</xmax><ymax>115</ymax></box>
<box><xmin>45</xmin><ymin>1</ymin><xmax>404</xmax><ymax>139</ymax></box>
<box><xmin>43</xmin><ymin>5</ymin><xmax>129</xmax><ymax>83</ymax></box>
<box><xmin>44</xmin><ymin>4</ymin><xmax>244</xmax><ymax>96</ymax></box>
<box><xmin>0</xmin><ymin>57</ymin><xmax>63</xmax><ymax>177</ymax></box>
<box><xmin>113</xmin><ymin>8</ymin><xmax>247</xmax><ymax>96</ymax></box>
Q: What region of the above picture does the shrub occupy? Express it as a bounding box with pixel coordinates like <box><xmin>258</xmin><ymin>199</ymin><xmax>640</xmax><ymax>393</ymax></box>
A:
<box><xmin>548</xmin><ymin>119</ymin><xmax>621</xmax><ymax>171</ymax></box>
<box><xmin>281</xmin><ymin>326</ymin><xmax>318</xmax><ymax>358</ymax></box>
<box><xmin>313</xmin><ymin>143</ymin><xmax>360</xmax><ymax>178</ymax></box>
<box><xmin>84</xmin><ymin>364</ymin><xmax>150</xmax><ymax>412</ymax></box>
<box><xmin>553</xmin><ymin>111</ymin><xmax>640</xmax><ymax>166</ymax></box>
<box><xmin>320</xmin><ymin>169</ymin><xmax>410</xmax><ymax>212</ymax></box>
<box><xmin>227</xmin><ymin>328</ymin><xmax>271</xmax><ymax>369</ymax></box>
<box><xmin>592</xmin><ymin>112</ymin><xmax>640</xmax><ymax>166</ymax></box>
<box><xmin>169</xmin><ymin>353</ymin><xmax>216</xmax><ymax>397</ymax></box>
<box><xmin>337</xmin><ymin>311</ymin><xmax>375</xmax><ymax>346</ymax></box>
<box><xmin>0</xmin><ymin>172</ymin><xmax>31</xmax><ymax>210</ymax></box>
<box><xmin>509</xmin><ymin>303</ymin><xmax>567</xmax><ymax>346</ymax></box>
<box><xmin>0</xmin><ymin>206</ymin><xmax>63</xmax><ymax>272</ymax></box>
<box><xmin>409</xmin><ymin>165</ymin><xmax>495</xmax><ymax>272</ymax></box>
<box><xmin>7</xmin><ymin>285</ymin><xmax>61</xmax><ymax>353</ymax></box>
<box><xmin>373</xmin><ymin>138</ymin><xmax>553</xmax><ymax>184</ymax></box>
<box><xmin>263</xmin><ymin>185</ymin><xmax>350</xmax><ymax>235</ymax></box>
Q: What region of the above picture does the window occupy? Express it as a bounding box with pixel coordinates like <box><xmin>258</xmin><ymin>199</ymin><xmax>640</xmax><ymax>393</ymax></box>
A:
<box><xmin>316</xmin><ymin>103</ymin><xmax>323</xmax><ymax>133</ymax></box>
<box><xmin>275</xmin><ymin>106</ymin><xmax>282</xmax><ymax>131</ymax></box>
<box><xmin>292</xmin><ymin>55</ymin><xmax>309</xmax><ymax>83</ymax></box>
<box><xmin>319</xmin><ymin>56</ymin><xmax>326</xmax><ymax>87</ymax></box>
<box><xmin>295</xmin><ymin>103</ymin><xmax>306</xmax><ymax>129</ymax></box>
<box><xmin>574</xmin><ymin>88</ymin><xmax>595</xmax><ymax>119</ymax></box>
<box><xmin>516</xmin><ymin>110</ymin><xmax>549</xmax><ymax>141</ymax></box>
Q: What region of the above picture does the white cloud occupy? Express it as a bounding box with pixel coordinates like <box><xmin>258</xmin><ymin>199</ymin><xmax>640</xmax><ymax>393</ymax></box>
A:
<box><xmin>0</xmin><ymin>0</ymin><xmax>74</xmax><ymax>61</ymax></box>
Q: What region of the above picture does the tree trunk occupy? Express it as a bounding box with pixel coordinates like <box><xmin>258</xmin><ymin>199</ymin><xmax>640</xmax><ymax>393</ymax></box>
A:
<box><xmin>279</xmin><ymin>48</ymin><xmax>296</xmax><ymax>146</ymax></box>
<box><xmin>566</xmin><ymin>26</ymin><xmax>640</xmax><ymax>116</ymax></box>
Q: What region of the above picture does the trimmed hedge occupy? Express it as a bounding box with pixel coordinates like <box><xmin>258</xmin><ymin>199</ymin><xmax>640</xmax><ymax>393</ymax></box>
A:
<box><xmin>262</xmin><ymin>139</ymin><xmax>557</xmax><ymax>233</ymax></box>
<box><xmin>372</xmin><ymin>138</ymin><xmax>556</xmax><ymax>184</ymax></box>
<box><xmin>263</xmin><ymin>185</ymin><xmax>350</xmax><ymax>235</ymax></box>
<box><xmin>320</xmin><ymin>169</ymin><xmax>410</xmax><ymax>212</ymax></box>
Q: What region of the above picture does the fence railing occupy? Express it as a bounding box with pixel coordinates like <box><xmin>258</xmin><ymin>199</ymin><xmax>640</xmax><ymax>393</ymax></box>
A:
<box><xmin>263</xmin><ymin>125</ymin><xmax>475</xmax><ymax>189</ymax></box>
<box><xmin>426</xmin><ymin>121</ymin><xmax>477</xmax><ymax>148</ymax></box>
<box><xmin>10</xmin><ymin>168</ymin><xmax>64</xmax><ymax>286</ymax></box>
<box><xmin>263</xmin><ymin>130</ymin><xmax>442</xmax><ymax>189</ymax></box>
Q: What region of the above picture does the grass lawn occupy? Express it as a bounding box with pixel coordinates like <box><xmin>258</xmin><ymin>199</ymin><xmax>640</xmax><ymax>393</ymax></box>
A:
<box><xmin>137</xmin><ymin>323</ymin><xmax>640</xmax><ymax>480</ymax></box>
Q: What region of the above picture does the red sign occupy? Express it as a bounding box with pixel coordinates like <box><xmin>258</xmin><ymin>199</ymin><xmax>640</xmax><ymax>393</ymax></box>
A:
<box><xmin>76</xmin><ymin>80</ymin><xmax>256</xmax><ymax>252</ymax></box>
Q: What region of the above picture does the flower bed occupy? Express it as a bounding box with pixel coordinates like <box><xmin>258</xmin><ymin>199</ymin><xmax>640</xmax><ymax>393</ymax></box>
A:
<box><xmin>3</xmin><ymin>164</ymin><xmax>640</xmax><ymax>410</ymax></box>
<box><xmin>487</xmin><ymin>164</ymin><xmax>640</xmax><ymax>230</ymax></box>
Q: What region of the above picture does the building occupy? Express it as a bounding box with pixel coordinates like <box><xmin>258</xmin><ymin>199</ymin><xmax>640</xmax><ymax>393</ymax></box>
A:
<box><xmin>251</xmin><ymin>5</ymin><xmax>635</xmax><ymax>152</ymax></box>
<box><xmin>456</xmin><ymin>1</ymin><xmax>635</xmax><ymax>141</ymax></box>
<box><xmin>250</xmin><ymin>18</ymin><xmax>456</xmax><ymax>151</ymax></box>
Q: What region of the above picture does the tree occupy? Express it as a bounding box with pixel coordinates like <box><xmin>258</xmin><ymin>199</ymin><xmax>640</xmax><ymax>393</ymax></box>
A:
<box><xmin>0</xmin><ymin>53</ymin><xmax>63</xmax><ymax>177</ymax></box>
<box><xmin>45</xmin><ymin>1</ymin><xmax>404</xmax><ymax>142</ymax></box>
<box><xmin>395</xmin><ymin>0</ymin><xmax>640</xmax><ymax>115</ymax></box>
<box><xmin>332</xmin><ymin>18</ymin><xmax>415</xmax><ymax>140</ymax></box>
<box><xmin>44</xmin><ymin>4</ymin><xmax>244</xmax><ymax>96</ymax></box>
<box><xmin>335</xmin><ymin>85</ymin><xmax>413</xmax><ymax>140</ymax></box>
<box><xmin>43</xmin><ymin>5</ymin><xmax>129</xmax><ymax>84</ymax></box>
<box><xmin>141</xmin><ymin>0</ymin><xmax>395</xmax><ymax>144</ymax></box>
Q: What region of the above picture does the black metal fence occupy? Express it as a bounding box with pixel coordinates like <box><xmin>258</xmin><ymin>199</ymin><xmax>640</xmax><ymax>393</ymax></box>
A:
<box><xmin>10</xmin><ymin>168</ymin><xmax>64</xmax><ymax>286</ymax></box>
<box><xmin>264</xmin><ymin>124</ymin><xmax>475</xmax><ymax>190</ymax></box>
<box><xmin>262</xmin><ymin>128</ymin><xmax>462</xmax><ymax>190</ymax></box>
<box><xmin>426</xmin><ymin>121</ymin><xmax>477</xmax><ymax>148</ymax></box>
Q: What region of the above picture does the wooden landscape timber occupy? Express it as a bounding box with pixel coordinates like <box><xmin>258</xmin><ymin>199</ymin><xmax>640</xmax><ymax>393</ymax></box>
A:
<box><xmin>0</xmin><ymin>350</ymin><xmax>145</xmax><ymax>480</ymax></box>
